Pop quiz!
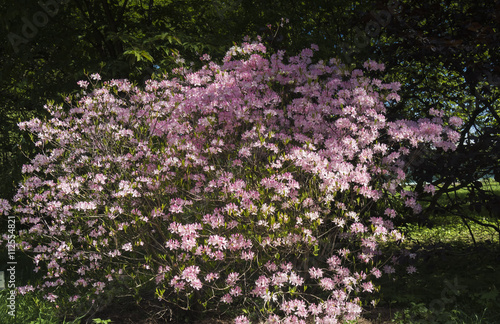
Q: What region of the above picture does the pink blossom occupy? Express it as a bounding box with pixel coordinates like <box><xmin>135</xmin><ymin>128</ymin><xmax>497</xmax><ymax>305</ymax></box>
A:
<box><xmin>429</xmin><ymin>108</ymin><xmax>444</xmax><ymax>117</ymax></box>
<box><xmin>18</xmin><ymin>285</ymin><xmax>35</xmax><ymax>295</ymax></box>
<box><xmin>289</xmin><ymin>271</ymin><xmax>304</xmax><ymax>286</ymax></box>
<box><xmin>406</xmin><ymin>266</ymin><xmax>417</xmax><ymax>274</ymax></box>
<box><xmin>0</xmin><ymin>199</ymin><xmax>12</xmax><ymax>214</ymax></box>
<box><xmin>181</xmin><ymin>265</ymin><xmax>200</xmax><ymax>283</ymax></box>
<box><xmin>230</xmin><ymin>286</ymin><xmax>242</xmax><ymax>296</ymax></box>
<box><xmin>265</xmin><ymin>261</ymin><xmax>278</xmax><ymax>272</ymax></box>
<box><xmin>449</xmin><ymin>116</ymin><xmax>463</xmax><ymax>127</ymax></box>
<box><xmin>226</xmin><ymin>272</ymin><xmax>239</xmax><ymax>286</ymax></box>
<box><xmin>73</xmin><ymin>201</ymin><xmax>97</xmax><ymax>211</ymax></box>
<box><xmin>45</xmin><ymin>293</ymin><xmax>58</xmax><ymax>302</ymax></box>
<box><xmin>424</xmin><ymin>184</ymin><xmax>436</xmax><ymax>195</ymax></box>
<box><xmin>383</xmin><ymin>265</ymin><xmax>395</xmax><ymax>274</ymax></box>
<box><xmin>371</xmin><ymin>268</ymin><xmax>382</xmax><ymax>278</ymax></box>
<box><xmin>309</xmin><ymin>267</ymin><xmax>324</xmax><ymax>279</ymax></box>
<box><xmin>205</xmin><ymin>272</ymin><xmax>219</xmax><ymax>282</ymax></box>
<box><xmin>221</xmin><ymin>293</ymin><xmax>233</xmax><ymax>304</ymax></box>
<box><xmin>69</xmin><ymin>295</ymin><xmax>80</xmax><ymax>302</ymax></box>
<box><xmin>350</xmin><ymin>222</ymin><xmax>366</xmax><ymax>233</ymax></box>
<box><xmin>77</xmin><ymin>80</ymin><xmax>89</xmax><ymax>89</ymax></box>
<box><xmin>207</xmin><ymin>235</ymin><xmax>228</xmax><ymax>250</ymax></box>
<box><xmin>121</xmin><ymin>243</ymin><xmax>133</xmax><ymax>252</ymax></box>
<box><xmin>384</xmin><ymin>208</ymin><xmax>397</xmax><ymax>218</ymax></box>
<box><xmin>272</xmin><ymin>272</ymin><xmax>288</xmax><ymax>287</ymax></box>
<box><xmin>327</xmin><ymin>256</ymin><xmax>341</xmax><ymax>269</ymax></box>
<box><xmin>319</xmin><ymin>278</ymin><xmax>336</xmax><ymax>291</ymax></box>
<box><xmin>234</xmin><ymin>315</ymin><xmax>250</xmax><ymax>324</ymax></box>
<box><xmin>362</xmin><ymin>281</ymin><xmax>374</xmax><ymax>292</ymax></box>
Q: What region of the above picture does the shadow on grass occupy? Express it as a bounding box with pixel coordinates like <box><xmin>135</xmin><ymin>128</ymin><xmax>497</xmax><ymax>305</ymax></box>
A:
<box><xmin>370</xmin><ymin>239</ymin><xmax>500</xmax><ymax>324</ymax></box>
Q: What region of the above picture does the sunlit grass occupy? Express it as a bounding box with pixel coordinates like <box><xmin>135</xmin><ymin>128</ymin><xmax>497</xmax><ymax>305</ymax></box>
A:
<box><xmin>401</xmin><ymin>219</ymin><xmax>499</xmax><ymax>246</ymax></box>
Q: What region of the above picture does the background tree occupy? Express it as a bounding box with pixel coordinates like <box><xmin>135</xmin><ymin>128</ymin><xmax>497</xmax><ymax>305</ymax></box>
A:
<box><xmin>372</xmin><ymin>0</ymin><xmax>500</xmax><ymax>241</ymax></box>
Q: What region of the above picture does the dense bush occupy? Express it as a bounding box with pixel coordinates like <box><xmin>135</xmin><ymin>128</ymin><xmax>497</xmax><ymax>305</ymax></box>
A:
<box><xmin>0</xmin><ymin>41</ymin><xmax>461</xmax><ymax>323</ymax></box>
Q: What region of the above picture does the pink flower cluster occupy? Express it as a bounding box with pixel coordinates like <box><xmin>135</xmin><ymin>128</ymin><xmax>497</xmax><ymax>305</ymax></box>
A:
<box><xmin>3</xmin><ymin>41</ymin><xmax>461</xmax><ymax>322</ymax></box>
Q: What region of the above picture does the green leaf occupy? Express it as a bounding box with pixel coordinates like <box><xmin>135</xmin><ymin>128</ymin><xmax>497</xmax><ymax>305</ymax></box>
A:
<box><xmin>123</xmin><ymin>49</ymin><xmax>154</xmax><ymax>63</ymax></box>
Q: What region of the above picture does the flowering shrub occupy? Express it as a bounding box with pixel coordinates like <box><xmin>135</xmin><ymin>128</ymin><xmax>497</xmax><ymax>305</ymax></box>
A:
<box><xmin>0</xmin><ymin>42</ymin><xmax>460</xmax><ymax>323</ymax></box>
